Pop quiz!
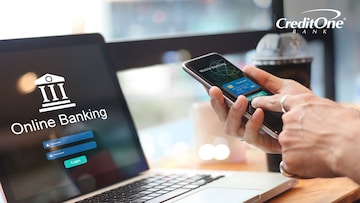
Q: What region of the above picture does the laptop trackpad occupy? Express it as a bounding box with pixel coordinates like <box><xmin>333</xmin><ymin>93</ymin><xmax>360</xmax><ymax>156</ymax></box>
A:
<box><xmin>174</xmin><ymin>187</ymin><xmax>261</xmax><ymax>203</ymax></box>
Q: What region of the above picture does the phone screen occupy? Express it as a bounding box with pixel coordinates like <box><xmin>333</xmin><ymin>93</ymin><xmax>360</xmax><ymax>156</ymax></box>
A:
<box><xmin>183</xmin><ymin>53</ymin><xmax>282</xmax><ymax>137</ymax></box>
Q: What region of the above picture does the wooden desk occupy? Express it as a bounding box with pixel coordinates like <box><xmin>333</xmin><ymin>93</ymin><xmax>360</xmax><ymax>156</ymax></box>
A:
<box><xmin>150</xmin><ymin>145</ymin><xmax>360</xmax><ymax>203</ymax></box>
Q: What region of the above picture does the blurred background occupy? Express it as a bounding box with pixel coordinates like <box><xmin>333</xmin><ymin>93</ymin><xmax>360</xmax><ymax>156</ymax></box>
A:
<box><xmin>1</xmin><ymin>0</ymin><xmax>359</xmax><ymax>162</ymax></box>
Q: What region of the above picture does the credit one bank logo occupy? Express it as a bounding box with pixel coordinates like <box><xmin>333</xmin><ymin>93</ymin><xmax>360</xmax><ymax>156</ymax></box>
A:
<box><xmin>275</xmin><ymin>9</ymin><xmax>346</xmax><ymax>34</ymax></box>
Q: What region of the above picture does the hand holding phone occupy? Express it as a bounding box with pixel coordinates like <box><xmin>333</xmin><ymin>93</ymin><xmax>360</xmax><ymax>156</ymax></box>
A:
<box><xmin>182</xmin><ymin>52</ymin><xmax>282</xmax><ymax>139</ymax></box>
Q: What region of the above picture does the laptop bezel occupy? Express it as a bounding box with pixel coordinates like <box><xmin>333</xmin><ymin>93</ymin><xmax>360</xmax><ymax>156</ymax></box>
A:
<box><xmin>0</xmin><ymin>33</ymin><xmax>149</xmax><ymax>202</ymax></box>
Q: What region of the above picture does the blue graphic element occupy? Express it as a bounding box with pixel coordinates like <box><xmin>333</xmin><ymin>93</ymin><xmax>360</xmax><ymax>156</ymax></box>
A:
<box><xmin>222</xmin><ymin>77</ymin><xmax>260</xmax><ymax>96</ymax></box>
<box><xmin>46</xmin><ymin>141</ymin><xmax>97</xmax><ymax>160</ymax></box>
<box><xmin>42</xmin><ymin>131</ymin><xmax>94</xmax><ymax>149</ymax></box>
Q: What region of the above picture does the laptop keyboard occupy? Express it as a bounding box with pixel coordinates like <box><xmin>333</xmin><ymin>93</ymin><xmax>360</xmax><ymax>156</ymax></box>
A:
<box><xmin>76</xmin><ymin>173</ymin><xmax>225</xmax><ymax>203</ymax></box>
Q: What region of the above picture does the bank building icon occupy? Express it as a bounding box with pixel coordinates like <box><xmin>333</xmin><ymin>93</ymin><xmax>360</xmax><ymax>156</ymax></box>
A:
<box><xmin>35</xmin><ymin>73</ymin><xmax>76</xmax><ymax>113</ymax></box>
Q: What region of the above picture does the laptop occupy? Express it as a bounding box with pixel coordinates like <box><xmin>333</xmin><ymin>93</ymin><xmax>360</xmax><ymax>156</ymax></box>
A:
<box><xmin>0</xmin><ymin>33</ymin><xmax>297</xmax><ymax>203</ymax></box>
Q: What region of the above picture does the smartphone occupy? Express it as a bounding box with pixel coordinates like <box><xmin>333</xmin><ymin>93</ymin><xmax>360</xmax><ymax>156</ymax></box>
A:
<box><xmin>182</xmin><ymin>52</ymin><xmax>282</xmax><ymax>139</ymax></box>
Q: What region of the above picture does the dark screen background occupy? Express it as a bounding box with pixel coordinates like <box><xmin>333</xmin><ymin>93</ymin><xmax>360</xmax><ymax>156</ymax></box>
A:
<box><xmin>0</xmin><ymin>35</ymin><xmax>148</xmax><ymax>202</ymax></box>
<box><xmin>185</xmin><ymin>53</ymin><xmax>246</xmax><ymax>101</ymax></box>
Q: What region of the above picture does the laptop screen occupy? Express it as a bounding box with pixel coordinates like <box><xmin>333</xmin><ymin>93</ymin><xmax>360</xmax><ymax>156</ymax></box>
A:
<box><xmin>0</xmin><ymin>34</ymin><xmax>148</xmax><ymax>202</ymax></box>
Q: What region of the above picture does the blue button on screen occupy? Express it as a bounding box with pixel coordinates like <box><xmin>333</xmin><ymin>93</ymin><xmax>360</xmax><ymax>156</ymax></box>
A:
<box><xmin>43</xmin><ymin>131</ymin><xmax>94</xmax><ymax>149</ymax></box>
<box><xmin>46</xmin><ymin>141</ymin><xmax>97</xmax><ymax>160</ymax></box>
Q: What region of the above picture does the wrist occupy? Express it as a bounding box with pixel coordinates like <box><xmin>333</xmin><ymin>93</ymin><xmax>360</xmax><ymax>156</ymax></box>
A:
<box><xmin>330</xmin><ymin>107</ymin><xmax>360</xmax><ymax>179</ymax></box>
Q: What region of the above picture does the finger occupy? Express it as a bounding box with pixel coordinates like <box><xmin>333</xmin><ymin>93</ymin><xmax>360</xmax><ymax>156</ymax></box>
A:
<box><xmin>280</xmin><ymin>159</ymin><xmax>315</xmax><ymax>179</ymax></box>
<box><xmin>224</xmin><ymin>95</ymin><xmax>248</xmax><ymax>137</ymax></box>
<box><xmin>279</xmin><ymin>160</ymin><xmax>298</xmax><ymax>178</ymax></box>
<box><xmin>251</xmin><ymin>94</ymin><xmax>286</xmax><ymax>112</ymax></box>
<box><xmin>209</xmin><ymin>86</ymin><xmax>228</xmax><ymax>121</ymax></box>
<box><xmin>244</xmin><ymin>108</ymin><xmax>282</xmax><ymax>153</ymax></box>
<box><xmin>243</xmin><ymin>108</ymin><xmax>264</xmax><ymax>143</ymax></box>
<box><xmin>242</xmin><ymin>65</ymin><xmax>283</xmax><ymax>94</ymax></box>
